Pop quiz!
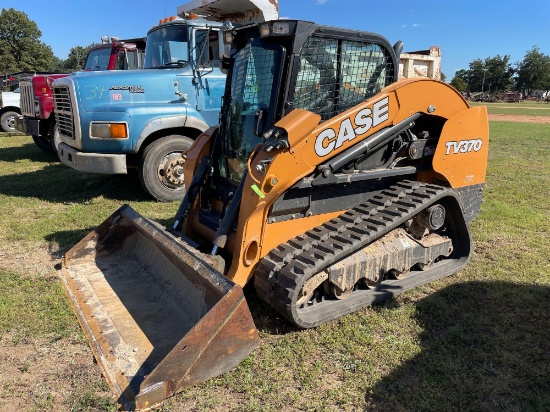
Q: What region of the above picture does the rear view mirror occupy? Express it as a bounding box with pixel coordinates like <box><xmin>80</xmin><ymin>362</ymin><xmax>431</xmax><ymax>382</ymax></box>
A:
<box><xmin>221</xmin><ymin>55</ymin><xmax>234</xmax><ymax>74</ymax></box>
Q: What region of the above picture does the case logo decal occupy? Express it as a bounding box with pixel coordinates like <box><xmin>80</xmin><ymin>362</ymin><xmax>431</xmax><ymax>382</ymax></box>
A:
<box><xmin>314</xmin><ymin>96</ymin><xmax>390</xmax><ymax>157</ymax></box>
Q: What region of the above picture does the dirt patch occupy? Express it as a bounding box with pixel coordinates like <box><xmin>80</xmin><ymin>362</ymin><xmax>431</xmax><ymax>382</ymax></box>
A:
<box><xmin>0</xmin><ymin>238</ymin><xmax>112</xmax><ymax>411</ymax></box>
<box><xmin>0</xmin><ymin>336</ymin><xmax>110</xmax><ymax>411</ymax></box>
<box><xmin>0</xmin><ymin>237</ymin><xmax>61</xmax><ymax>278</ymax></box>
<box><xmin>488</xmin><ymin>114</ymin><xmax>550</xmax><ymax>124</ymax></box>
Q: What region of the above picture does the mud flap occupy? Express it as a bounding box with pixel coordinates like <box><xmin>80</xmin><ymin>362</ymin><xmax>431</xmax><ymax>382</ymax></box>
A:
<box><xmin>59</xmin><ymin>205</ymin><xmax>260</xmax><ymax>410</ymax></box>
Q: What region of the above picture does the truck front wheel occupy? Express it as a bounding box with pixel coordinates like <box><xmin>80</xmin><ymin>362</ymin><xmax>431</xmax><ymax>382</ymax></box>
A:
<box><xmin>31</xmin><ymin>135</ymin><xmax>55</xmax><ymax>154</ymax></box>
<box><xmin>1</xmin><ymin>110</ymin><xmax>19</xmax><ymax>133</ymax></box>
<box><xmin>138</xmin><ymin>135</ymin><xmax>193</xmax><ymax>202</ymax></box>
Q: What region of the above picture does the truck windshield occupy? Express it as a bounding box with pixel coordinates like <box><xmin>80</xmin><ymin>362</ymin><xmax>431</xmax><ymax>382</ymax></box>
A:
<box><xmin>84</xmin><ymin>48</ymin><xmax>112</xmax><ymax>71</ymax></box>
<box><xmin>222</xmin><ymin>37</ymin><xmax>283</xmax><ymax>182</ymax></box>
<box><xmin>144</xmin><ymin>25</ymin><xmax>189</xmax><ymax>69</ymax></box>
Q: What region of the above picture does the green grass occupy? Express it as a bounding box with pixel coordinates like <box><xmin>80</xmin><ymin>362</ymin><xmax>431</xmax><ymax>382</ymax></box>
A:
<box><xmin>0</xmin><ymin>270</ymin><xmax>78</xmax><ymax>343</ymax></box>
<box><xmin>0</xmin><ymin>135</ymin><xmax>177</xmax><ymax>249</ymax></box>
<box><xmin>470</xmin><ymin>100</ymin><xmax>550</xmax><ymax>116</ymax></box>
<box><xmin>0</xmin><ymin>122</ymin><xmax>549</xmax><ymax>411</ymax></box>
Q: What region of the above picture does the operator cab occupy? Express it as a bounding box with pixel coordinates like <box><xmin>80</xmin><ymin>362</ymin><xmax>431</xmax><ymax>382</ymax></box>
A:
<box><xmin>217</xmin><ymin>20</ymin><xmax>400</xmax><ymax>184</ymax></box>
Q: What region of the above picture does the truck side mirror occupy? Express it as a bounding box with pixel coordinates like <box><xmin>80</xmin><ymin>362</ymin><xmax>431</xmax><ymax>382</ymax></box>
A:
<box><xmin>218</xmin><ymin>30</ymin><xmax>230</xmax><ymax>61</ymax></box>
<box><xmin>221</xmin><ymin>55</ymin><xmax>234</xmax><ymax>74</ymax></box>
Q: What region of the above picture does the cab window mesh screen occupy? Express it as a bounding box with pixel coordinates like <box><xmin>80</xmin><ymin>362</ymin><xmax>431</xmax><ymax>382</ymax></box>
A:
<box><xmin>293</xmin><ymin>36</ymin><xmax>393</xmax><ymax>122</ymax></box>
<box><xmin>231</xmin><ymin>43</ymin><xmax>276</xmax><ymax>111</ymax></box>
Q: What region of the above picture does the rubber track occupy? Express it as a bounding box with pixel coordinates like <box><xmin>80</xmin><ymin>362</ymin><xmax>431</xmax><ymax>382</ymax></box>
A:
<box><xmin>254</xmin><ymin>180</ymin><xmax>469</xmax><ymax>328</ymax></box>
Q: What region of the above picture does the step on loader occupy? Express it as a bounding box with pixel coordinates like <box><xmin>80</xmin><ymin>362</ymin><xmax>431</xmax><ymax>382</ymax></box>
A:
<box><xmin>59</xmin><ymin>19</ymin><xmax>489</xmax><ymax>410</ymax></box>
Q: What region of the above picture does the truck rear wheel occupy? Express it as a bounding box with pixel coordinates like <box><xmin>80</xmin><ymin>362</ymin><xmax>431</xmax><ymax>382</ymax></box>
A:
<box><xmin>138</xmin><ymin>135</ymin><xmax>193</xmax><ymax>202</ymax></box>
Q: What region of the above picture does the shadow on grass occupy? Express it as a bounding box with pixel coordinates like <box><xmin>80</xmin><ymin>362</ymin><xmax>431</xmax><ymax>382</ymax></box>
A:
<box><xmin>0</xmin><ymin>141</ymin><xmax>57</xmax><ymax>163</ymax></box>
<box><xmin>244</xmin><ymin>283</ymin><xmax>302</xmax><ymax>335</ymax></box>
<box><xmin>0</xmin><ymin>162</ymin><xmax>149</xmax><ymax>203</ymax></box>
<box><xmin>366</xmin><ymin>280</ymin><xmax>550</xmax><ymax>411</ymax></box>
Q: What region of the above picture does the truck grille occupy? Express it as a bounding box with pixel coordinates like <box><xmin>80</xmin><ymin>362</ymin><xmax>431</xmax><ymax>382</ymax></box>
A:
<box><xmin>19</xmin><ymin>81</ymin><xmax>35</xmax><ymax>117</ymax></box>
<box><xmin>53</xmin><ymin>86</ymin><xmax>75</xmax><ymax>139</ymax></box>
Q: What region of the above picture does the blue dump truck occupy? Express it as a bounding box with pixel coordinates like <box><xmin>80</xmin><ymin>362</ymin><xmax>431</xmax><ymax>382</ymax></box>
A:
<box><xmin>52</xmin><ymin>15</ymin><xmax>228</xmax><ymax>201</ymax></box>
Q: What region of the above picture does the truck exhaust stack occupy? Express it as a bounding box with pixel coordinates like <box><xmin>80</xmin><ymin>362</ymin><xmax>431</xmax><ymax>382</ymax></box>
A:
<box><xmin>60</xmin><ymin>205</ymin><xmax>259</xmax><ymax>410</ymax></box>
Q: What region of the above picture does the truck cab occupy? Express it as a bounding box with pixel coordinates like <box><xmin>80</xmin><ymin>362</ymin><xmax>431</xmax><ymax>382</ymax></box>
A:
<box><xmin>53</xmin><ymin>15</ymin><xmax>227</xmax><ymax>201</ymax></box>
<box><xmin>16</xmin><ymin>38</ymin><xmax>145</xmax><ymax>153</ymax></box>
<box><xmin>84</xmin><ymin>37</ymin><xmax>145</xmax><ymax>71</ymax></box>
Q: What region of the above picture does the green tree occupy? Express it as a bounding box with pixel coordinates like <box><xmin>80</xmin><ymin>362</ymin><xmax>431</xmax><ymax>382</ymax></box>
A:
<box><xmin>63</xmin><ymin>44</ymin><xmax>97</xmax><ymax>71</ymax></box>
<box><xmin>452</xmin><ymin>56</ymin><xmax>514</xmax><ymax>95</ymax></box>
<box><xmin>0</xmin><ymin>8</ymin><xmax>55</xmax><ymax>73</ymax></box>
<box><xmin>50</xmin><ymin>55</ymin><xmax>66</xmax><ymax>73</ymax></box>
<box><xmin>483</xmin><ymin>55</ymin><xmax>514</xmax><ymax>94</ymax></box>
<box><xmin>515</xmin><ymin>46</ymin><xmax>550</xmax><ymax>97</ymax></box>
<box><xmin>450</xmin><ymin>76</ymin><xmax>468</xmax><ymax>92</ymax></box>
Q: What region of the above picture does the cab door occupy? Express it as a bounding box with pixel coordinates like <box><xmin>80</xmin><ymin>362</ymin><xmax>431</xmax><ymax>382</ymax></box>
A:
<box><xmin>190</xmin><ymin>28</ymin><xmax>226</xmax><ymax>126</ymax></box>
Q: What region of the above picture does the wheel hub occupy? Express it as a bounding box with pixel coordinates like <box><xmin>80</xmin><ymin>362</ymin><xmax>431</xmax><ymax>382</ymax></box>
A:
<box><xmin>160</xmin><ymin>154</ymin><xmax>186</xmax><ymax>186</ymax></box>
<box><xmin>6</xmin><ymin>115</ymin><xmax>15</xmax><ymax>131</ymax></box>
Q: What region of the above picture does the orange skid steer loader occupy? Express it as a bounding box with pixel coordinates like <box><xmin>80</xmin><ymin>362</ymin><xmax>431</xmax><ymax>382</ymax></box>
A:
<box><xmin>60</xmin><ymin>20</ymin><xmax>488</xmax><ymax>410</ymax></box>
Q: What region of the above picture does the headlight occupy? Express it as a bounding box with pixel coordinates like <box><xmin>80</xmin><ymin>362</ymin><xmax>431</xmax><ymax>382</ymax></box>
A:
<box><xmin>259</xmin><ymin>23</ymin><xmax>270</xmax><ymax>37</ymax></box>
<box><xmin>259</xmin><ymin>21</ymin><xmax>291</xmax><ymax>37</ymax></box>
<box><xmin>90</xmin><ymin>122</ymin><xmax>128</xmax><ymax>139</ymax></box>
<box><xmin>272</xmin><ymin>22</ymin><xmax>290</xmax><ymax>35</ymax></box>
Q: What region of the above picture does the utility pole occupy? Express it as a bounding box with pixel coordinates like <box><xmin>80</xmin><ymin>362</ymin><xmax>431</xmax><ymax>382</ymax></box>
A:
<box><xmin>481</xmin><ymin>68</ymin><xmax>488</xmax><ymax>94</ymax></box>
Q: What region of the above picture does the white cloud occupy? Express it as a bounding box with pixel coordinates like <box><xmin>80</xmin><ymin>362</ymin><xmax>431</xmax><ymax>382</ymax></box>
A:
<box><xmin>412</xmin><ymin>23</ymin><xmax>422</xmax><ymax>27</ymax></box>
<box><xmin>401</xmin><ymin>24</ymin><xmax>408</xmax><ymax>28</ymax></box>
<box><xmin>315</xmin><ymin>0</ymin><xmax>328</xmax><ymax>5</ymax></box>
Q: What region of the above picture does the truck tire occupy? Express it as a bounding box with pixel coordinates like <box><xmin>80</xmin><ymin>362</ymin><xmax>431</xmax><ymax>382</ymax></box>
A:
<box><xmin>1</xmin><ymin>110</ymin><xmax>19</xmax><ymax>133</ymax></box>
<box><xmin>31</xmin><ymin>135</ymin><xmax>55</xmax><ymax>154</ymax></box>
<box><xmin>138</xmin><ymin>135</ymin><xmax>193</xmax><ymax>202</ymax></box>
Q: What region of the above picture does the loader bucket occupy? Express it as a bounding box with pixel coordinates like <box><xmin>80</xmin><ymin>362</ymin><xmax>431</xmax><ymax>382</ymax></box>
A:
<box><xmin>59</xmin><ymin>205</ymin><xmax>260</xmax><ymax>411</ymax></box>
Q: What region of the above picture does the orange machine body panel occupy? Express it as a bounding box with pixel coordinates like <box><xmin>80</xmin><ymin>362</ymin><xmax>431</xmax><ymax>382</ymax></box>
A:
<box><xmin>184</xmin><ymin>79</ymin><xmax>489</xmax><ymax>287</ymax></box>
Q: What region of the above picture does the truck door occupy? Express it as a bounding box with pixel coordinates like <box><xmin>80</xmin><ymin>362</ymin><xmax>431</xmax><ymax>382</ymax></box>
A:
<box><xmin>190</xmin><ymin>28</ymin><xmax>226</xmax><ymax>126</ymax></box>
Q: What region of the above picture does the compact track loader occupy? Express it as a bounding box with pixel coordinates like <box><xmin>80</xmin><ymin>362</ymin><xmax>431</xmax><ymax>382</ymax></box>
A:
<box><xmin>60</xmin><ymin>20</ymin><xmax>488</xmax><ymax>410</ymax></box>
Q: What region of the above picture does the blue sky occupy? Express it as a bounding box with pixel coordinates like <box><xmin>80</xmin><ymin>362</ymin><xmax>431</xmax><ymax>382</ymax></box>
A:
<box><xmin>3</xmin><ymin>0</ymin><xmax>549</xmax><ymax>78</ymax></box>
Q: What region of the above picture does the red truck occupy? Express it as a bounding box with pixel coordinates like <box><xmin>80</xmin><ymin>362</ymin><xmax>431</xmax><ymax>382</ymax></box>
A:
<box><xmin>16</xmin><ymin>37</ymin><xmax>146</xmax><ymax>153</ymax></box>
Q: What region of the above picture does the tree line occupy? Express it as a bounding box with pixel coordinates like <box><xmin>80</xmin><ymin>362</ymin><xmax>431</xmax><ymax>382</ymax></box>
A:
<box><xmin>450</xmin><ymin>47</ymin><xmax>550</xmax><ymax>98</ymax></box>
<box><xmin>0</xmin><ymin>8</ymin><xmax>101</xmax><ymax>76</ymax></box>
<box><xmin>2</xmin><ymin>7</ymin><xmax>549</xmax><ymax>98</ymax></box>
